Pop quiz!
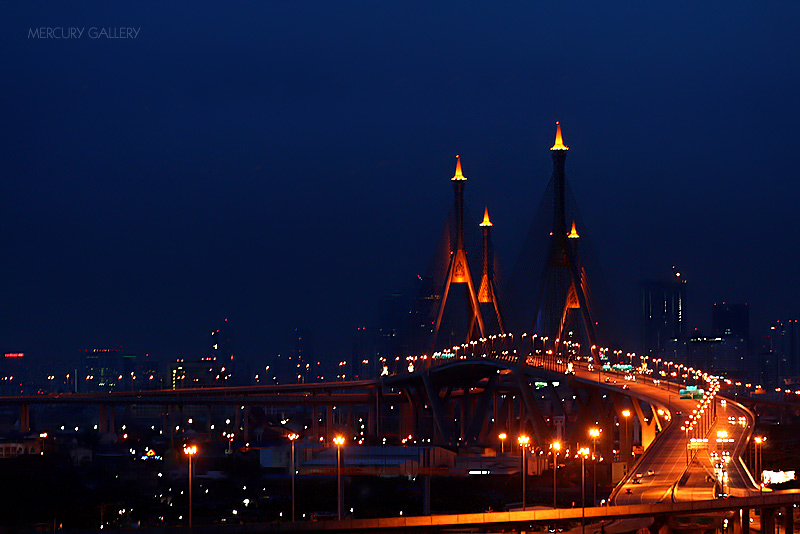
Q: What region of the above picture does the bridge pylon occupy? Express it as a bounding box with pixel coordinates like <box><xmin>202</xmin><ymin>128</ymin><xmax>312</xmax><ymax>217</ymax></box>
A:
<box><xmin>429</xmin><ymin>156</ymin><xmax>486</xmax><ymax>363</ymax></box>
<box><xmin>533</xmin><ymin>122</ymin><xmax>600</xmax><ymax>364</ymax></box>
<box><xmin>477</xmin><ymin>207</ymin><xmax>504</xmax><ymax>335</ymax></box>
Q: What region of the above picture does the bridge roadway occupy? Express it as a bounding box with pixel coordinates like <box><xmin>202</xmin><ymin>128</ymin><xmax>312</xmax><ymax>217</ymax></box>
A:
<box><xmin>0</xmin><ymin>380</ymin><xmax>394</xmax><ymax>407</ymax></box>
<box><xmin>569</xmin><ymin>364</ymin><xmax>757</xmax><ymax>505</ymax></box>
<box><xmin>159</xmin><ymin>492</ymin><xmax>800</xmax><ymax>533</ymax></box>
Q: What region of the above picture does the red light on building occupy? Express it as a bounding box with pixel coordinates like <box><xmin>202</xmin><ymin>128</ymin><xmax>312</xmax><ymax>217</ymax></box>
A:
<box><xmin>4</xmin><ymin>353</ymin><xmax>23</xmax><ymax>358</ymax></box>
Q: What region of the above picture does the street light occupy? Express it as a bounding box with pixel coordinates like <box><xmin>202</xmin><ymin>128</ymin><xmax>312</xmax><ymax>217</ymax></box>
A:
<box><xmin>183</xmin><ymin>444</ymin><xmax>198</xmax><ymax>528</ymax></box>
<box><xmin>499</xmin><ymin>432</ymin><xmax>507</xmax><ymax>454</ymax></box>
<box><xmin>333</xmin><ymin>435</ymin><xmax>345</xmax><ymax>520</ymax></box>
<box><xmin>621</xmin><ymin>410</ymin><xmax>631</xmax><ymax>467</ymax></box>
<box><xmin>518</xmin><ymin>435</ymin><xmax>530</xmax><ymax>510</ymax></box>
<box><xmin>579</xmin><ymin>447</ymin><xmax>590</xmax><ymax>534</ymax></box>
<box><xmin>552</xmin><ymin>441</ymin><xmax>561</xmax><ymax>508</ymax></box>
<box><xmin>288</xmin><ymin>433</ymin><xmax>299</xmax><ymax>522</ymax></box>
<box><xmin>589</xmin><ymin>428</ymin><xmax>600</xmax><ymax>505</ymax></box>
<box><xmin>754</xmin><ymin>436</ymin><xmax>766</xmax><ymax>492</ymax></box>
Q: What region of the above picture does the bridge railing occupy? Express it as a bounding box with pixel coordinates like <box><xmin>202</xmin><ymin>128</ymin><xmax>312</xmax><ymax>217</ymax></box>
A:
<box><xmin>403</xmin><ymin>332</ymin><xmax>583</xmax><ymax>374</ymax></box>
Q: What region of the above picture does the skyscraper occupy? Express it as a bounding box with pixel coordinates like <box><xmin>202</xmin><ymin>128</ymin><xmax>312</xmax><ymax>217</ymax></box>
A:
<box><xmin>641</xmin><ymin>270</ymin><xmax>687</xmax><ymax>358</ymax></box>
<box><xmin>712</xmin><ymin>302</ymin><xmax>750</xmax><ymax>341</ymax></box>
<box><xmin>768</xmin><ymin>319</ymin><xmax>800</xmax><ymax>382</ymax></box>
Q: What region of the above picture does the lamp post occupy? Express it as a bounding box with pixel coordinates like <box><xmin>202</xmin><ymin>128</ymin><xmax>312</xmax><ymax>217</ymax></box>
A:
<box><xmin>288</xmin><ymin>433</ymin><xmax>299</xmax><ymax>522</ymax></box>
<box><xmin>499</xmin><ymin>432</ymin><xmax>507</xmax><ymax>454</ymax></box>
<box><xmin>552</xmin><ymin>441</ymin><xmax>561</xmax><ymax>508</ymax></box>
<box><xmin>333</xmin><ymin>436</ymin><xmax>345</xmax><ymax>520</ymax></box>
<box><xmin>621</xmin><ymin>410</ymin><xmax>631</xmax><ymax>467</ymax></box>
<box><xmin>183</xmin><ymin>444</ymin><xmax>198</xmax><ymax>528</ymax></box>
<box><xmin>754</xmin><ymin>437</ymin><xmax>766</xmax><ymax>492</ymax></box>
<box><xmin>589</xmin><ymin>428</ymin><xmax>600</xmax><ymax>506</ymax></box>
<box><xmin>518</xmin><ymin>435</ymin><xmax>530</xmax><ymax>510</ymax></box>
<box><xmin>579</xmin><ymin>447</ymin><xmax>590</xmax><ymax>534</ymax></box>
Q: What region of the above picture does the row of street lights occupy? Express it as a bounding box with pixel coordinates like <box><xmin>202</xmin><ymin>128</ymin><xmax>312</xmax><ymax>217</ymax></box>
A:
<box><xmin>517</xmin><ymin>427</ymin><xmax>601</xmax><ymax>514</ymax></box>
<box><xmin>181</xmin><ymin>432</ymin><xmax>347</xmax><ymax>527</ymax></box>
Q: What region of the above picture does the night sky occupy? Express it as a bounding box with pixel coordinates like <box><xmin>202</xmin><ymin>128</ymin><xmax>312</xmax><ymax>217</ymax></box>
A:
<box><xmin>2</xmin><ymin>3</ymin><xmax>799</xmax><ymax>369</ymax></box>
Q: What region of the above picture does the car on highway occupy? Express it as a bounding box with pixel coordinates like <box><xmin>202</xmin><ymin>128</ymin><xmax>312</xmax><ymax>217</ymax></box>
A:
<box><xmin>647</xmin><ymin>470</ymin><xmax>656</xmax><ymax>476</ymax></box>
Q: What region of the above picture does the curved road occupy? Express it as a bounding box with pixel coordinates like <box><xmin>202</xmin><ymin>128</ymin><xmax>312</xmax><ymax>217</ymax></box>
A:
<box><xmin>569</xmin><ymin>363</ymin><xmax>758</xmax><ymax>506</ymax></box>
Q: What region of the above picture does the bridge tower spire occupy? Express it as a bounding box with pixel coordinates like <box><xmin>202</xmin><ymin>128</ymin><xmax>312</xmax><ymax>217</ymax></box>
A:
<box><xmin>535</xmin><ymin>122</ymin><xmax>600</xmax><ymax>363</ymax></box>
<box><xmin>430</xmin><ymin>156</ymin><xmax>486</xmax><ymax>360</ymax></box>
<box><xmin>477</xmin><ymin>207</ymin><xmax>504</xmax><ymax>333</ymax></box>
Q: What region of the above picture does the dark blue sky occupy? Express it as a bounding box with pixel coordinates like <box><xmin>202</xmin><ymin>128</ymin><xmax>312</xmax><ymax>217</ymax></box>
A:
<box><xmin>2</xmin><ymin>2</ymin><xmax>799</xmax><ymax>367</ymax></box>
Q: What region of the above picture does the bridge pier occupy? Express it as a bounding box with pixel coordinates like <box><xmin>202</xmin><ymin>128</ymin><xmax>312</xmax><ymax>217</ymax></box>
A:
<box><xmin>326</xmin><ymin>405</ymin><xmax>333</xmax><ymax>443</ymax></box>
<box><xmin>368</xmin><ymin>389</ymin><xmax>378</xmax><ymax>438</ymax></box>
<box><xmin>784</xmin><ymin>505</ymin><xmax>793</xmax><ymax>534</ymax></box>
<box><xmin>400</xmin><ymin>400</ymin><xmax>415</xmax><ymax>441</ymax></box>
<box><xmin>19</xmin><ymin>404</ymin><xmax>30</xmax><ymax>433</ymax></box>
<box><xmin>742</xmin><ymin>508</ymin><xmax>750</xmax><ymax>534</ymax></box>
<box><xmin>762</xmin><ymin>508</ymin><xmax>776</xmax><ymax>534</ymax></box>
<box><xmin>98</xmin><ymin>404</ymin><xmax>108</xmax><ymax>433</ymax></box>
<box><xmin>243</xmin><ymin>406</ymin><xmax>250</xmax><ymax>442</ymax></box>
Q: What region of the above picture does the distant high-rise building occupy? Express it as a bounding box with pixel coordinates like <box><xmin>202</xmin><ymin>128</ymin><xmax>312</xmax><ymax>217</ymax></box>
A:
<box><xmin>768</xmin><ymin>319</ymin><xmax>800</xmax><ymax>383</ymax></box>
<box><xmin>83</xmin><ymin>348</ymin><xmax>123</xmax><ymax>392</ymax></box>
<box><xmin>641</xmin><ymin>270</ymin><xmax>687</xmax><ymax>358</ymax></box>
<box><xmin>0</xmin><ymin>352</ymin><xmax>28</xmax><ymax>395</ymax></box>
<box><xmin>712</xmin><ymin>303</ymin><xmax>750</xmax><ymax>341</ymax></box>
<box><xmin>706</xmin><ymin>302</ymin><xmax>750</xmax><ymax>376</ymax></box>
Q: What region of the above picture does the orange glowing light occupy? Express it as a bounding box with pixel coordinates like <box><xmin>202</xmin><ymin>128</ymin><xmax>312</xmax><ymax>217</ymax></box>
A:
<box><xmin>567</xmin><ymin>221</ymin><xmax>580</xmax><ymax>238</ymax></box>
<box><xmin>451</xmin><ymin>154</ymin><xmax>467</xmax><ymax>181</ymax></box>
<box><xmin>550</xmin><ymin>121</ymin><xmax>569</xmax><ymax>151</ymax></box>
<box><xmin>479</xmin><ymin>207</ymin><xmax>492</xmax><ymax>227</ymax></box>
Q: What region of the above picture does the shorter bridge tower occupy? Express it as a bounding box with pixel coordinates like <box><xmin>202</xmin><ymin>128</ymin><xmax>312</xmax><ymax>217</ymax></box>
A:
<box><xmin>477</xmin><ymin>207</ymin><xmax>504</xmax><ymax>334</ymax></box>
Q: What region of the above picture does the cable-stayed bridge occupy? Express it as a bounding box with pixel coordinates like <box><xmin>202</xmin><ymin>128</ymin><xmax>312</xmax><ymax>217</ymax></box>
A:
<box><xmin>0</xmin><ymin>125</ymin><xmax>795</xmax><ymax>533</ymax></box>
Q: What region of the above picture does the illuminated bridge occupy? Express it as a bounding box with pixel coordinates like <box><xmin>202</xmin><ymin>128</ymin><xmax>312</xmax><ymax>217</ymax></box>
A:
<box><xmin>1</xmin><ymin>124</ymin><xmax>794</xmax><ymax>533</ymax></box>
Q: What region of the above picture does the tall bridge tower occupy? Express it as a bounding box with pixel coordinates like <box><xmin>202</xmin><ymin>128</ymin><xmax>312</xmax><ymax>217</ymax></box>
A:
<box><xmin>478</xmin><ymin>207</ymin><xmax>504</xmax><ymax>334</ymax></box>
<box><xmin>430</xmin><ymin>156</ymin><xmax>486</xmax><ymax>357</ymax></box>
<box><xmin>535</xmin><ymin>123</ymin><xmax>600</xmax><ymax>362</ymax></box>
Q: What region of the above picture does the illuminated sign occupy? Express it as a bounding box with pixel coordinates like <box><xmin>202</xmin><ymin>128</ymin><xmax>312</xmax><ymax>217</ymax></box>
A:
<box><xmin>4</xmin><ymin>353</ymin><xmax>23</xmax><ymax>358</ymax></box>
<box><xmin>140</xmin><ymin>448</ymin><xmax>163</xmax><ymax>461</ymax></box>
<box><xmin>763</xmin><ymin>470</ymin><xmax>795</xmax><ymax>485</ymax></box>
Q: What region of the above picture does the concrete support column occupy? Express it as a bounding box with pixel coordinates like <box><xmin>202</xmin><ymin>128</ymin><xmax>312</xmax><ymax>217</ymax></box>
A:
<box><xmin>400</xmin><ymin>402</ymin><xmax>415</xmax><ymax>441</ymax></box>
<box><xmin>731</xmin><ymin>507</ymin><xmax>743</xmax><ymax>534</ymax></box>
<box><xmin>368</xmin><ymin>392</ymin><xmax>377</xmax><ymax>438</ymax></box>
<box><xmin>243</xmin><ymin>406</ymin><xmax>250</xmax><ymax>442</ymax></box>
<box><xmin>326</xmin><ymin>405</ymin><xmax>334</xmax><ymax>443</ymax></box>
<box><xmin>206</xmin><ymin>405</ymin><xmax>213</xmax><ymax>432</ymax></box>
<box><xmin>233</xmin><ymin>405</ymin><xmax>242</xmax><ymax>435</ymax></box>
<box><xmin>762</xmin><ymin>508</ymin><xmax>776</xmax><ymax>534</ymax></box>
<box><xmin>784</xmin><ymin>505</ymin><xmax>794</xmax><ymax>534</ymax></box>
<box><xmin>742</xmin><ymin>508</ymin><xmax>750</xmax><ymax>534</ymax></box>
<box><xmin>108</xmin><ymin>406</ymin><xmax>116</xmax><ymax>434</ymax></box>
<box><xmin>312</xmin><ymin>405</ymin><xmax>319</xmax><ymax>441</ymax></box>
<box><xmin>460</xmin><ymin>389</ymin><xmax>469</xmax><ymax>443</ymax></box>
<box><xmin>161</xmin><ymin>406</ymin><xmax>169</xmax><ymax>437</ymax></box>
<box><xmin>98</xmin><ymin>404</ymin><xmax>108</xmax><ymax>434</ymax></box>
<box><xmin>493</xmin><ymin>391</ymin><xmax>500</xmax><ymax>434</ymax></box>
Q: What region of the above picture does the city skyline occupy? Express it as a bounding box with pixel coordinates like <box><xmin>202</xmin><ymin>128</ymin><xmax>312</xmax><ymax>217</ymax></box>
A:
<box><xmin>2</xmin><ymin>3</ymin><xmax>800</xmax><ymax>367</ymax></box>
